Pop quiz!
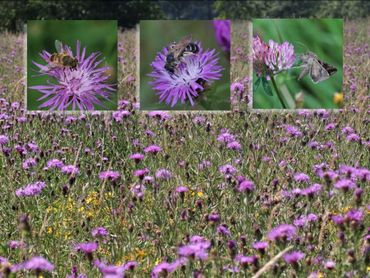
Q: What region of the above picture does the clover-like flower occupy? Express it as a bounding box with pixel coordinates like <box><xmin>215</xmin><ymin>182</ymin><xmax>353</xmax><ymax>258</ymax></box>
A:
<box><xmin>30</xmin><ymin>41</ymin><xmax>115</xmax><ymax>110</ymax></box>
<box><xmin>148</xmin><ymin>44</ymin><xmax>223</xmax><ymax>107</ymax></box>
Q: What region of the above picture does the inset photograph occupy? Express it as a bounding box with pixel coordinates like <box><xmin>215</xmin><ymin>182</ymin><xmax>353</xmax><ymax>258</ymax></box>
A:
<box><xmin>252</xmin><ymin>19</ymin><xmax>343</xmax><ymax>109</ymax></box>
<box><xmin>27</xmin><ymin>20</ymin><xmax>117</xmax><ymax>111</ymax></box>
<box><xmin>140</xmin><ymin>20</ymin><xmax>230</xmax><ymax>111</ymax></box>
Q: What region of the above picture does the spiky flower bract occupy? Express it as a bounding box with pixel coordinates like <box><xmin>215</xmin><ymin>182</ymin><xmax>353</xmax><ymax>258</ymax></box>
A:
<box><xmin>148</xmin><ymin>44</ymin><xmax>223</xmax><ymax>107</ymax></box>
<box><xmin>30</xmin><ymin>41</ymin><xmax>115</xmax><ymax>111</ymax></box>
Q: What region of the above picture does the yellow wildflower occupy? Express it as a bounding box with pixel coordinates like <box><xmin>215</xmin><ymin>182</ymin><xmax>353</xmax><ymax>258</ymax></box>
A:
<box><xmin>333</xmin><ymin>92</ymin><xmax>344</xmax><ymax>105</ymax></box>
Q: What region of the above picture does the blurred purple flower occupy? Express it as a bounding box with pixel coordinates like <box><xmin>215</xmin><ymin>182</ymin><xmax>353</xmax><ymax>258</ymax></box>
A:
<box><xmin>213</xmin><ymin>20</ymin><xmax>231</xmax><ymax>52</ymax></box>
<box><xmin>30</xmin><ymin>41</ymin><xmax>115</xmax><ymax>110</ymax></box>
<box><xmin>61</xmin><ymin>165</ymin><xmax>80</xmax><ymax>175</ymax></box>
<box><xmin>16</xmin><ymin>181</ymin><xmax>46</xmax><ymax>197</ymax></box>
<box><xmin>22</xmin><ymin>256</ymin><xmax>54</xmax><ymax>273</ymax></box>
<box><xmin>268</xmin><ymin>224</ymin><xmax>296</xmax><ymax>242</ymax></box>
<box><xmin>99</xmin><ymin>170</ymin><xmax>120</xmax><ymax>182</ymax></box>
<box><xmin>75</xmin><ymin>242</ymin><xmax>98</xmax><ymax>254</ymax></box>
<box><xmin>91</xmin><ymin>227</ymin><xmax>109</xmax><ymax>238</ymax></box>
<box><xmin>155</xmin><ymin>168</ymin><xmax>172</xmax><ymax>180</ymax></box>
<box><xmin>148</xmin><ymin>44</ymin><xmax>223</xmax><ymax>107</ymax></box>
<box><xmin>283</xmin><ymin>251</ymin><xmax>305</xmax><ymax>264</ymax></box>
<box><xmin>144</xmin><ymin>144</ymin><xmax>162</xmax><ymax>154</ymax></box>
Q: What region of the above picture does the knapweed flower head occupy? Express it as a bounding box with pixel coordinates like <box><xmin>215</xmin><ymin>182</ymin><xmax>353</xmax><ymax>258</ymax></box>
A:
<box><xmin>30</xmin><ymin>41</ymin><xmax>115</xmax><ymax>110</ymax></box>
<box><xmin>268</xmin><ymin>224</ymin><xmax>297</xmax><ymax>242</ymax></box>
<box><xmin>74</xmin><ymin>242</ymin><xmax>98</xmax><ymax>254</ymax></box>
<box><xmin>253</xmin><ymin>36</ymin><xmax>295</xmax><ymax>76</ymax></box>
<box><xmin>22</xmin><ymin>256</ymin><xmax>54</xmax><ymax>273</ymax></box>
<box><xmin>148</xmin><ymin>43</ymin><xmax>223</xmax><ymax>107</ymax></box>
<box><xmin>283</xmin><ymin>251</ymin><xmax>305</xmax><ymax>264</ymax></box>
<box><xmin>213</xmin><ymin>20</ymin><xmax>231</xmax><ymax>52</ymax></box>
<box><xmin>99</xmin><ymin>170</ymin><xmax>120</xmax><ymax>182</ymax></box>
<box><xmin>16</xmin><ymin>181</ymin><xmax>46</xmax><ymax>197</ymax></box>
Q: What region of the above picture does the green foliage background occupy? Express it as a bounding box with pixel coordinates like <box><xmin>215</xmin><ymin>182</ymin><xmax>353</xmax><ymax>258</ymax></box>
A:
<box><xmin>27</xmin><ymin>20</ymin><xmax>117</xmax><ymax>110</ymax></box>
<box><xmin>140</xmin><ymin>20</ymin><xmax>230</xmax><ymax>111</ymax></box>
<box><xmin>253</xmin><ymin>19</ymin><xmax>343</xmax><ymax>109</ymax></box>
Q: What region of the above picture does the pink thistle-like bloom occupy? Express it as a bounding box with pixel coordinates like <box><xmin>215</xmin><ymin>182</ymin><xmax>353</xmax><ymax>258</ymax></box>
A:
<box><xmin>148</xmin><ymin>43</ymin><xmax>223</xmax><ymax>107</ymax></box>
<box><xmin>144</xmin><ymin>145</ymin><xmax>162</xmax><ymax>154</ymax></box>
<box><xmin>16</xmin><ymin>181</ymin><xmax>46</xmax><ymax>197</ymax></box>
<box><xmin>29</xmin><ymin>41</ymin><xmax>115</xmax><ymax>110</ymax></box>
<box><xmin>268</xmin><ymin>224</ymin><xmax>297</xmax><ymax>242</ymax></box>
<box><xmin>283</xmin><ymin>251</ymin><xmax>305</xmax><ymax>264</ymax></box>
<box><xmin>75</xmin><ymin>242</ymin><xmax>98</xmax><ymax>254</ymax></box>
<box><xmin>61</xmin><ymin>165</ymin><xmax>80</xmax><ymax>175</ymax></box>
<box><xmin>22</xmin><ymin>256</ymin><xmax>54</xmax><ymax>273</ymax></box>
<box><xmin>99</xmin><ymin>170</ymin><xmax>120</xmax><ymax>182</ymax></box>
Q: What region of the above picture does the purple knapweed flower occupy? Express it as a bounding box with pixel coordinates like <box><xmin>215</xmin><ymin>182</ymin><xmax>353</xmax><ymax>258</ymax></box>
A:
<box><xmin>155</xmin><ymin>168</ymin><xmax>172</xmax><ymax>180</ymax></box>
<box><xmin>22</xmin><ymin>158</ymin><xmax>37</xmax><ymax>170</ymax></box>
<box><xmin>294</xmin><ymin>172</ymin><xmax>310</xmax><ymax>183</ymax></box>
<box><xmin>61</xmin><ymin>165</ymin><xmax>80</xmax><ymax>175</ymax></box>
<box><xmin>219</xmin><ymin>164</ymin><xmax>237</xmax><ymax>175</ymax></box>
<box><xmin>47</xmin><ymin>159</ymin><xmax>64</xmax><ymax>169</ymax></box>
<box><xmin>30</xmin><ymin>41</ymin><xmax>115</xmax><ymax>110</ymax></box>
<box><xmin>178</xmin><ymin>236</ymin><xmax>211</xmax><ymax>260</ymax></box>
<box><xmin>16</xmin><ymin>181</ymin><xmax>46</xmax><ymax>197</ymax></box>
<box><xmin>217</xmin><ymin>224</ymin><xmax>231</xmax><ymax>237</ymax></box>
<box><xmin>283</xmin><ymin>251</ymin><xmax>305</xmax><ymax>264</ymax></box>
<box><xmin>148</xmin><ymin>43</ymin><xmax>223</xmax><ymax>107</ymax></box>
<box><xmin>144</xmin><ymin>144</ymin><xmax>162</xmax><ymax>154</ymax></box>
<box><xmin>147</xmin><ymin>111</ymin><xmax>172</xmax><ymax>121</ymax></box>
<box><xmin>334</xmin><ymin>179</ymin><xmax>356</xmax><ymax>191</ymax></box>
<box><xmin>213</xmin><ymin>20</ymin><xmax>231</xmax><ymax>52</ymax></box>
<box><xmin>237</xmin><ymin>179</ymin><xmax>255</xmax><ymax>193</ymax></box>
<box><xmin>91</xmin><ymin>227</ymin><xmax>109</xmax><ymax>238</ymax></box>
<box><xmin>22</xmin><ymin>256</ymin><xmax>54</xmax><ymax>273</ymax></box>
<box><xmin>75</xmin><ymin>242</ymin><xmax>98</xmax><ymax>254</ymax></box>
<box><xmin>252</xmin><ymin>241</ymin><xmax>269</xmax><ymax>251</ymax></box>
<box><xmin>268</xmin><ymin>224</ymin><xmax>296</xmax><ymax>242</ymax></box>
<box><xmin>129</xmin><ymin>153</ymin><xmax>145</xmax><ymax>163</ymax></box>
<box><xmin>99</xmin><ymin>170</ymin><xmax>120</xmax><ymax>182</ymax></box>
<box><xmin>0</xmin><ymin>135</ymin><xmax>9</xmax><ymax>145</ymax></box>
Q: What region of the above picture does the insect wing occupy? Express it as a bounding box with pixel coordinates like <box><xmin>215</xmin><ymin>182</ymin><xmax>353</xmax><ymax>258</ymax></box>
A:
<box><xmin>55</xmin><ymin>40</ymin><xmax>64</xmax><ymax>53</ymax></box>
<box><xmin>172</xmin><ymin>35</ymin><xmax>192</xmax><ymax>58</ymax></box>
<box><xmin>310</xmin><ymin>59</ymin><xmax>330</xmax><ymax>84</ymax></box>
<box><xmin>319</xmin><ymin>60</ymin><xmax>337</xmax><ymax>76</ymax></box>
<box><xmin>298</xmin><ymin>64</ymin><xmax>310</xmax><ymax>80</ymax></box>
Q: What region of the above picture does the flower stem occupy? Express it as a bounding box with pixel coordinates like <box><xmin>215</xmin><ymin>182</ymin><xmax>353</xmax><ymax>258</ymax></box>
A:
<box><xmin>270</xmin><ymin>75</ymin><xmax>287</xmax><ymax>109</ymax></box>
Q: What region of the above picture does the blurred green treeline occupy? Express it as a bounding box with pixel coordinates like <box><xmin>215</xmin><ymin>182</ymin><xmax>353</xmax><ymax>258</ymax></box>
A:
<box><xmin>1</xmin><ymin>1</ymin><xmax>369</xmax><ymax>32</ymax></box>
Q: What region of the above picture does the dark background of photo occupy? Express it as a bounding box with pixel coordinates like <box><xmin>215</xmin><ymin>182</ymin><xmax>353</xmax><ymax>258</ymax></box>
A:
<box><xmin>1</xmin><ymin>1</ymin><xmax>369</xmax><ymax>33</ymax></box>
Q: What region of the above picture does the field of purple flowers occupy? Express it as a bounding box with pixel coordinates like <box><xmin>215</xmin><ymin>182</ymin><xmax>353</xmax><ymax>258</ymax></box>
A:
<box><xmin>0</xmin><ymin>20</ymin><xmax>369</xmax><ymax>277</ymax></box>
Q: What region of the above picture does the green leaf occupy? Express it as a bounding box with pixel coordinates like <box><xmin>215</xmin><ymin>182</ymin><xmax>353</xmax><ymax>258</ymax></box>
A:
<box><xmin>262</xmin><ymin>77</ymin><xmax>273</xmax><ymax>96</ymax></box>
<box><xmin>253</xmin><ymin>77</ymin><xmax>261</xmax><ymax>92</ymax></box>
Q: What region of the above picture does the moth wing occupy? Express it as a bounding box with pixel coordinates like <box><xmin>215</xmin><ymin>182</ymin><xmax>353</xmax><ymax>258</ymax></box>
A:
<box><xmin>298</xmin><ymin>65</ymin><xmax>310</xmax><ymax>80</ymax></box>
<box><xmin>310</xmin><ymin>59</ymin><xmax>329</xmax><ymax>83</ymax></box>
<box><xmin>319</xmin><ymin>60</ymin><xmax>337</xmax><ymax>76</ymax></box>
<box><xmin>55</xmin><ymin>40</ymin><xmax>64</xmax><ymax>53</ymax></box>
